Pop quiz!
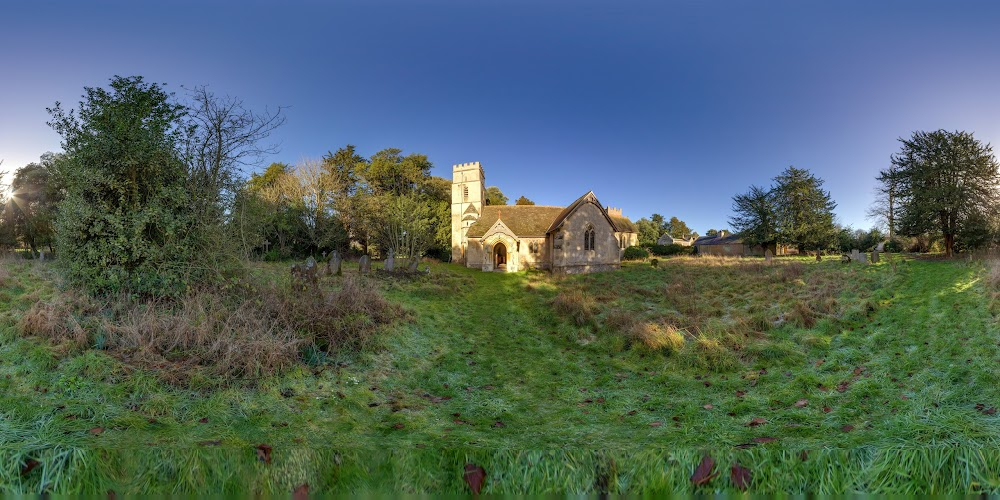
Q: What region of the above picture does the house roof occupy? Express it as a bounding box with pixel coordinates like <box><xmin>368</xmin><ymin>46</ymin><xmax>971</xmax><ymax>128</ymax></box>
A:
<box><xmin>610</xmin><ymin>215</ymin><xmax>637</xmax><ymax>233</ymax></box>
<box><xmin>546</xmin><ymin>191</ymin><xmax>619</xmax><ymax>234</ymax></box>
<box><xmin>466</xmin><ymin>205</ymin><xmax>565</xmax><ymax>238</ymax></box>
<box><xmin>693</xmin><ymin>233</ymin><xmax>743</xmax><ymax>246</ymax></box>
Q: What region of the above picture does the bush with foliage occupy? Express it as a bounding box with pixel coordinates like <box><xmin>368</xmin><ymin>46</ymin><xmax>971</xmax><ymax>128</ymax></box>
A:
<box><xmin>883</xmin><ymin>239</ymin><xmax>904</xmax><ymax>253</ymax></box>
<box><xmin>648</xmin><ymin>244</ymin><xmax>692</xmax><ymax>256</ymax></box>
<box><xmin>47</xmin><ymin>76</ymin><xmax>210</xmax><ymax>296</ymax></box>
<box><xmin>623</xmin><ymin>246</ymin><xmax>649</xmax><ymax>260</ymax></box>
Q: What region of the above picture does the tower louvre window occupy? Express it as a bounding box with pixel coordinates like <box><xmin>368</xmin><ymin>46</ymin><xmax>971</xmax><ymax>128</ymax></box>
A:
<box><xmin>463</xmin><ymin>185</ymin><xmax>469</xmax><ymax>201</ymax></box>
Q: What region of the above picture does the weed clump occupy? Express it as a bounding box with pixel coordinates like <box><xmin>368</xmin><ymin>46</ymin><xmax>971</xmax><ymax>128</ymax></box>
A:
<box><xmin>18</xmin><ymin>291</ymin><xmax>96</xmax><ymax>350</ymax></box>
<box><xmin>629</xmin><ymin>322</ymin><xmax>685</xmax><ymax>353</ymax></box>
<box><xmin>552</xmin><ymin>289</ymin><xmax>596</xmax><ymax>326</ymax></box>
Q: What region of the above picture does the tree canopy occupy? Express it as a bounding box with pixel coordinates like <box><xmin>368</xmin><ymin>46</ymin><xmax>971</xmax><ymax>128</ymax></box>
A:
<box><xmin>514</xmin><ymin>195</ymin><xmax>535</xmax><ymax>205</ymax></box>
<box><xmin>485</xmin><ymin>186</ymin><xmax>508</xmax><ymax>206</ymax></box>
<box><xmin>730</xmin><ymin>167</ymin><xmax>837</xmax><ymax>252</ymax></box>
<box><xmin>879</xmin><ymin>130</ymin><xmax>1000</xmax><ymax>255</ymax></box>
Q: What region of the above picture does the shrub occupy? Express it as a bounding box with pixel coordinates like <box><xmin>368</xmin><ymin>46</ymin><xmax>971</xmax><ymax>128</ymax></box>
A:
<box><xmin>552</xmin><ymin>289</ymin><xmax>596</xmax><ymax>326</ymax></box>
<box><xmin>648</xmin><ymin>244</ymin><xmax>692</xmax><ymax>256</ymax></box>
<box><xmin>650</xmin><ymin>258</ymin><xmax>659</xmax><ymax>268</ymax></box>
<box><xmin>883</xmin><ymin>239</ymin><xmax>904</xmax><ymax>253</ymax></box>
<box><xmin>622</xmin><ymin>246</ymin><xmax>648</xmax><ymax>261</ymax></box>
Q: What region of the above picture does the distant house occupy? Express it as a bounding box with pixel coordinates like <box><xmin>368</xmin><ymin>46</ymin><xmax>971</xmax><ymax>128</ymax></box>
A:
<box><xmin>656</xmin><ymin>234</ymin><xmax>695</xmax><ymax>246</ymax></box>
<box><xmin>693</xmin><ymin>231</ymin><xmax>796</xmax><ymax>256</ymax></box>
<box><xmin>693</xmin><ymin>231</ymin><xmax>767</xmax><ymax>256</ymax></box>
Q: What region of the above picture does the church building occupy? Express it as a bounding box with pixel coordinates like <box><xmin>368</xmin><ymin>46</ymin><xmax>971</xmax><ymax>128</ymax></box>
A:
<box><xmin>451</xmin><ymin>162</ymin><xmax>637</xmax><ymax>273</ymax></box>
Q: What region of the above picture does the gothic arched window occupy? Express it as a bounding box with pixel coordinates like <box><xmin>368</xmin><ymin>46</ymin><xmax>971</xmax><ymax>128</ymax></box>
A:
<box><xmin>584</xmin><ymin>226</ymin><xmax>595</xmax><ymax>251</ymax></box>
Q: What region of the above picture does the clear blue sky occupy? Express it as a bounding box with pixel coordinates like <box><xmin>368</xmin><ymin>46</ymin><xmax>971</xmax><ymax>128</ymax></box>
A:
<box><xmin>3</xmin><ymin>0</ymin><xmax>1000</xmax><ymax>233</ymax></box>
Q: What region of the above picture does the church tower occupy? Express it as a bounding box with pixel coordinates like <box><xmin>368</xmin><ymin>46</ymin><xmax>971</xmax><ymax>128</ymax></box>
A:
<box><xmin>451</xmin><ymin>161</ymin><xmax>485</xmax><ymax>262</ymax></box>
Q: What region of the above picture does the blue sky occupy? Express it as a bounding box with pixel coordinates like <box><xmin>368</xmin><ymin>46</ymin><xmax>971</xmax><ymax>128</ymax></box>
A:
<box><xmin>3</xmin><ymin>0</ymin><xmax>1000</xmax><ymax>233</ymax></box>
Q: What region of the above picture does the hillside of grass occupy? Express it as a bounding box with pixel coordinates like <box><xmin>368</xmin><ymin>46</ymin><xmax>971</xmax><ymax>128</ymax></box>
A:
<box><xmin>2</xmin><ymin>255</ymin><xmax>999</xmax><ymax>494</ymax></box>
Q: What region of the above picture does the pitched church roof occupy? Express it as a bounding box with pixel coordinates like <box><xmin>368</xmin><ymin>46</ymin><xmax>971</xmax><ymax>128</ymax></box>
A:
<box><xmin>466</xmin><ymin>205</ymin><xmax>565</xmax><ymax>238</ymax></box>
<box><xmin>610</xmin><ymin>215</ymin><xmax>636</xmax><ymax>233</ymax></box>
<box><xmin>546</xmin><ymin>191</ymin><xmax>621</xmax><ymax>234</ymax></box>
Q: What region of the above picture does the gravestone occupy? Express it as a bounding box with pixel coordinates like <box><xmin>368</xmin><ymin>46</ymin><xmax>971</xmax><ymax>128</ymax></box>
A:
<box><xmin>871</xmin><ymin>250</ymin><xmax>880</xmax><ymax>264</ymax></box>
<box><xmin>857</xmin><ymin>252</ymin><xmax>868</xmax><ymax>264</ymax></box>
<box><xmin>764</xmin><ymin>249</ymin><xmax>773</xmax><ymax>263</ymax></box>
<box><xmin>424</xmin><ymin>264</ymin><xmax>431</xmax><ymax>275</ymax></box>
<box><xmin>305</xmin><ymin>256</ymin><xmax>317</xmax><ymax>271</ymax></box>
<box><xmin>384</xmin><ymin>248</ymin><xmax>395</xmax><ymax>272</ymax></box>
<box><xmin>38</xmin><ymin>251</ymin><xmax>45</xmax><ymax>261</ymax></box>
<box><xmin>408</xmin><ymin>256</ymin><xmax>419</xmax><ymax>272</ymax></box>
<box><xmin>851</xmin><ymin>249</ymin><xmax>860</xmax><ymax>261</ymax></box>
<box><xmin>359</xmin><ymin>255</ymin><xmax>371</xmax><ymax>275</ymax></box>
<box><xmin>328</xmin><ymin>250</ymin><xmax>342</xmax><ymax>276</ymax></box>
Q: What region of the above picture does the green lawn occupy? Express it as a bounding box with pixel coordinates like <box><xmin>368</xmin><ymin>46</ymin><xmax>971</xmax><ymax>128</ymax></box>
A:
<box><xmin>1</xmin><ymin>255</ymin><xmax>998</xmax><ymax>494</ymax></box>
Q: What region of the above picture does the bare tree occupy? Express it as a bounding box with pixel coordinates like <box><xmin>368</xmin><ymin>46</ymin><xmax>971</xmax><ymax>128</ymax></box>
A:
<box><xmin>183</xmin><ymin>86</ymin><xmax>286</xmax><ymax>219</ymax></box>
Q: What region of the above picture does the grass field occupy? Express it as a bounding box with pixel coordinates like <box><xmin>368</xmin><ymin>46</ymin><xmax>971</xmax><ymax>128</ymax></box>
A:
<box><xmin>1</xmin><ymin>254</ymin><xmax>999</xmax><ymax>494</ymax></box>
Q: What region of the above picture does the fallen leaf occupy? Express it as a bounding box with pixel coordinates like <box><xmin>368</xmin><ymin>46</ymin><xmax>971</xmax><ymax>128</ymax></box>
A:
<box><xmin>987</xmin><ymin>407</ymin><xmax>998</xmax><ymax>415</ymax></box>
<box><xmin>836</xmin><ymin>381</ymin><xmax>850</xmax><ymax>393</ymax></box>
<box><xmin>649</xmin><ymin>421</ymin><xmax>663</xmax><ymax>427</ymax></box>
<box><xmin>853</xmin><ymin>366</ymin><xmax>865</xmax><ymax>376</ymax></box>
<box><xmin>752</xmin><ymin>436</ymin><xmax>778</xmax><ymax>443</ymax></box>
<box><xmin>21</xmin><ymin>459</ymin><xmax>40</xmax><ymax>476</ymax></box>
<box><xmin>198</xmin><ymin>417</ymin><xmax>209</xmax><ymax>424</ymax></box>
<box><xmin>393</xmin><ymin>423</ymin><xmax>405</xmax><ymax>429</ymax></box>
<box><xmin>814</xmin><ymin>359</ymin><xmax>825</xmax><ymax>367</ymax></box>
<box><xmin>89</xmin><ymin>427</ymin><xmax>104</xmax><ymax>435</ymax></box>
<box><xmin>292</xmin><ymin>483</ymin><xmax>309</xmax><ymax>500</ymax></box>
<box><xmin>734</xmin><ymin>443</ymin><xmax>756</xmax><ymax>449</ymax></box>
<box><xmin>626</xmin><ymin>410</ymin><xmax>638</xmax><ymax>416</ymax></box>
<box><xmin>703</xmin><ymin>404</ymin><xmax>714</xmax><ymax>410</ymax></box>
<box><xmin>730</xmin><ymin>462</ymin><xmax>751</xmax><ymax>490</ymax></box>
<box><xmin>690</xmin><ymin>455</ymin><xmax>717</xmax><ymax>486</ymax></box>
<box><xmin>794</xmin><ymin>399</ymin><xmax>808</xmax><ymax>408</ymax></box>
<box><xmin>823</xmin><ymin>406</ymin><xmax>832</xmax><ymax>413</ymax></box>
<box><xmin>256</xmin><ymin>444</ymin><xmax>273</xmax><ymax>464</ymax></box>
<box><xmin>493</xmin><ymin>421</ymin><xmax>505</xmax><ymax>428</ymax></box>
<box><xmin>464</xmin><ymin>463</ymin><xmax>486</xmax><ymax>495</ymax></box>
<box><xmin>841</xmin><ymin>424</ymin><xmax>854</xmax><ymax>432</ymax></box>
<box><xmin>735</xmin><ymin>390</ymin><xmax>746</xmax><ymax>397</ymax></box>
<box><xmin>745</xmin><ymin>417</ymin><xmax>767</xmax><ymax>427</ymax></box>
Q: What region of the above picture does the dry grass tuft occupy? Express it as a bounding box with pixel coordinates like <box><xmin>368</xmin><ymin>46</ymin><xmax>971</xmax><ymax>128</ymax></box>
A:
<box><xmin>0</xmin><ymin>260</ymin><xmax>10</xmax><ymax>288</ymax></box>
<box><xmin>100</xmin><ymin>292</ymin><xmax>304</xmax><ymax>384</ymax></box>
<box><xmin>787</xmin><ymin>301</ymin><xmax>818</xmax><ymax>328</ymax></box>
<box><xmin>552</xmin><ymin>289</ymin><xmax>596</xmax><ymax>326</ymax></box>
<box><xmin>629</xmin><ymin>322</ymin><xmax>685</xmax><ymax>353</ymax></box>
<box><xmin>265</xmin><ymin>275</ymin><xmax>407</xmax><ymax>353</ymax></box>
<box><xmin>18</xmin><ymin>291</ymin><xmax>97</xmax><ymax>349</ymax></box>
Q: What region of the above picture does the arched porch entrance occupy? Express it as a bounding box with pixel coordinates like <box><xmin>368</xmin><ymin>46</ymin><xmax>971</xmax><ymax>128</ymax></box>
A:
<box><xmin>494</xmin><ymin>242</ymin><xmax>507</xmax><ymax>270</ymax></box>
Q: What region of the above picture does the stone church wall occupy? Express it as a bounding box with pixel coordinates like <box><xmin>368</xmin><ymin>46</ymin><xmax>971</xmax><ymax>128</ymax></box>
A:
<box><xmin>551</xmin><ymin>203</ymin><xmax>620</xmax><ymax>273</ymax></box>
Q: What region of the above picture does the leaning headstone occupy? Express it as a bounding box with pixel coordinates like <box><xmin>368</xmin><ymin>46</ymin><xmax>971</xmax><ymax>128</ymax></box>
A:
<box><xmin>764</xmin><ymin>249</ymin><xmax>773</xmax><ymax>263</ymax></box>
<box><xmin>359</xmin><ymin>255</ymin><xmax>371</xmax><ymax>275</ymax></box>
<box><xmin>384</xmin><ymin>248</ymin><xmax>395</xmax><ymax>272</ymax></box>
<box><xmin>328</xmin><ymin>250</ymin><xmax>342</xmax><ymax>276</ymax></box>
<box><xmin>857</xmin><ymin>252</ymin><xmax>868</xmax><ymax>265</ymax></box>
<box><xmin>305</xmin><ymin>256</ymin><xmax>317</xmax><ymax>270</ymax></box>
<box><xmin>871</xmin><ymin>250</ymin><xmax>880</xmax><ymax>264</ymax></box>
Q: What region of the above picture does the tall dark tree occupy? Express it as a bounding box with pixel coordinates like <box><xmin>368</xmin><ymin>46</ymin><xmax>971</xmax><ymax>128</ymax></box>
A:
<box><xmin>667</xmin><ymin>216</ymin><xmax>692</xmax><ymax>239</ymax></box>
<box><xmin>514</xmin><ymin>195</ymin><xmax>535</xmax><ymax>205</ymax></box>
<box><xmin>882</xmin><ymin>130</ymin><xmax>1000</xmax><ymax>256</ymax></box>
<box><xmin>729</xmin><ymin>185</ymin><xmax>778</xmax><ymax>251</ymax></box>
<box><xmin>772</xmin><ymin>166</ymin><xmax>837</xmax><ymax>252</ymax></box>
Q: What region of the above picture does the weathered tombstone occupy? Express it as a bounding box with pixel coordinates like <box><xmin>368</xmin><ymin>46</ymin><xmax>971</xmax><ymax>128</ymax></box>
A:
<box><xmin>408</xmin><ymin>256</ymin><xmax>419</xmax><ymax>272</ymax></box>
<box><xmin>871</xmin><ymin>250</ymin><xmax>880</xmax><ymax>264</ymax></box>
<box><xmin>38</xmin><ymin>251</ymin><xmax>45</xmax><ymax>261</ymax></box>
<box><xmin>764</xmin><ymin>249</ymin><xmax>773</xmax><ymax>263</ymax></box>
<box><xmin>384</xmin><ymin>248</ymin><xmax>395</xmax><ymax>272</ymax></box>
<box><xmin>328</xmin><ymin>250</ymin><xmax>342</xmax><ymax>276</ymax></box>
<box><xmin>359</xmin><ymin>255</ymin><xmax>371</xmax><ymax>275</ymax></box>
<box><xmin>851</xmin><ymin>249</ymin><xmax>860</xmax><ymax>261</ymax></box>
<box><xmin>857</xmin><ymin>252</ymin><xmax>868</xmax><ymax>265</ymax></box>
